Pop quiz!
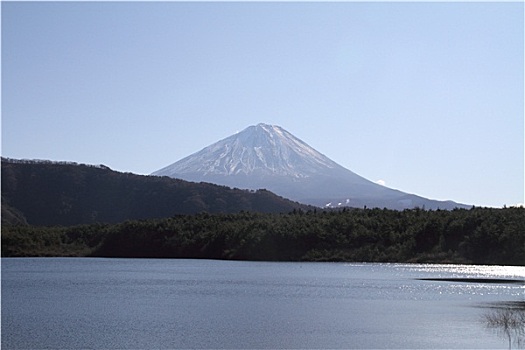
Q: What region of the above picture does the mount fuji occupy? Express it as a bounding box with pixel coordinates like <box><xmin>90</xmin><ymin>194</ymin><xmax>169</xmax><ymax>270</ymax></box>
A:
<box><xmin>153</xmin><ymin>123</ymin><xmax>469</xmax><ymax>210</ymax></box>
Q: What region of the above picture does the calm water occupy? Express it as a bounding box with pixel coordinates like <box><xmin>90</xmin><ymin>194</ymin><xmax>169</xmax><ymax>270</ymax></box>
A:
<box><xmin>2</xmin><ymin>258</ymin><xmax>524</xmax><ymax>349</ymax></box>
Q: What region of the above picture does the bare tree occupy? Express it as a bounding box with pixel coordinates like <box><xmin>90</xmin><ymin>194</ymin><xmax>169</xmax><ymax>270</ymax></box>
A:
<box><xmin>484</xmin><ymin>307</ymin><xmax>525</xmax><ymax>349</ymax></box>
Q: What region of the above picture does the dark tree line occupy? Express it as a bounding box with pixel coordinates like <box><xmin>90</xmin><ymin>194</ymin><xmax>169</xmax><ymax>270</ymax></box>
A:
<box><xmin>3</xmin><ymin>206</ymin><xmax>524</xmax><ymax>265</ymax></box>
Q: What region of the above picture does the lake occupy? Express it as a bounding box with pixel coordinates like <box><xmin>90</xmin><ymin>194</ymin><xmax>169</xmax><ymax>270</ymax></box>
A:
<box><xmin>2</xmin><ymin>258</ymin><xmax>524</xmax><ymax>349</ymax></box>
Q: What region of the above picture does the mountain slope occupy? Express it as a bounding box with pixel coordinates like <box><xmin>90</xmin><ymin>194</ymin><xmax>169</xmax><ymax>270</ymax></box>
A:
<box><xmin>153</xmin><ymin>123</ymin><xmax>469</xmax><ymax>210</ymax></box>
<box><xmin>157</xmin><ymin>123</ymin><xmax>344</xmax><ymax>178</ymax></box>
<box><xmin>1</xmin><ymin>158</ymin><xmax>310</xmax><ymax>226</ymax></box>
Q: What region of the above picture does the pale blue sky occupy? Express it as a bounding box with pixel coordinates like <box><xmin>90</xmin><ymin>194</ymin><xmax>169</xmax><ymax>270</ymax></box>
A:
<box><xmin>2</xmin><ymin>1</ymin><xmax>523</xmax><ymax>208</ymax></box>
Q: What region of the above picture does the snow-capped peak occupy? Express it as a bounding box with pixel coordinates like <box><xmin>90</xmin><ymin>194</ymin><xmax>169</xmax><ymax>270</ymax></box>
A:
<box><xmin>153</xmin><ymin>123</ymin><xmax>343</xmax><ymax>178</ymax></box>
<box><xmin>152</xmin><ymin>123</ymin><xmax>470</xmax><ymax>210</ymax></box>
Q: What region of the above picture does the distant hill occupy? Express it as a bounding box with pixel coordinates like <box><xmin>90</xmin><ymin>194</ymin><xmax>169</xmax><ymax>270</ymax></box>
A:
<box><xmin>153</xmin><ymin>123</ymin><xmax>471</xmax><ymax>210</ymax></box>
<box><xmin>1</xmin><ymin>158</ymin><xmax>310</xmax><ymax>226</ymax></box>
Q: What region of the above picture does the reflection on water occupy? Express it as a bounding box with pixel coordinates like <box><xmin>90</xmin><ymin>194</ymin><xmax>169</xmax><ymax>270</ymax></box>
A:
<box><xmin>483</xmin><ymin>302</ymin><xmax>525</xmax><ymax>349</ymax></box>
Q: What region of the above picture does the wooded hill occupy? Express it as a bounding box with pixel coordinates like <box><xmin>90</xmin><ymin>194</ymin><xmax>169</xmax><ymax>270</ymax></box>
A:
<box><xmin>3</xmin><ymin>158</ymin><xmax>523</xmax><ymax>266</ymax></box>
<box><xmin>3</xmin><ymin>206</ymin><xmax>524</xmax><ymax>266</ymax></box>
<box><xmin>1</xmin><ymin>158</ymin><xmax>311</xmax><ymax>226</ymax></box>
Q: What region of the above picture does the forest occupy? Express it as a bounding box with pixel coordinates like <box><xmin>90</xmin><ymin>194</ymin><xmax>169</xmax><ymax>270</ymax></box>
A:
<box><xmin>3</xmin><ymin>206</ymin><xmax>524</xmax><ymax>266</ymax></box>
<box><xmin>1</xmin><ymin>158</ymin><xmax>310</xmax><ymax>226</ymax></box>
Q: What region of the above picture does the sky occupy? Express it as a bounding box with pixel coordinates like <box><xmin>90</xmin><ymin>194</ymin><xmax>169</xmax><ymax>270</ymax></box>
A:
<box><xmin>2</xmin><ymin>1</ymin><xmax>523</xmax><ymax>208</ymax></box>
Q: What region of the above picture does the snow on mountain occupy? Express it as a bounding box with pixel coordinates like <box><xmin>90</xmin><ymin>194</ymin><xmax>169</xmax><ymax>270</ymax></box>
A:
<box><xmin>155</xmin><ymin>123</ymin><xmax>342</xmax><ymax>178</ymax></box>
<box><xmin>153</xmin><ymin>123</ymin><xmax>470</xmax><ymax>210</ymax></box>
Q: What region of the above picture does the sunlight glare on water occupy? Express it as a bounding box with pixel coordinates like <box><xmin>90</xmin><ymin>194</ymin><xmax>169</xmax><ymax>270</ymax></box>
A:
<box><xmin>2</xmin><ymin>259</ymin><xmax>523</xmax><ymax>349</ymax></box>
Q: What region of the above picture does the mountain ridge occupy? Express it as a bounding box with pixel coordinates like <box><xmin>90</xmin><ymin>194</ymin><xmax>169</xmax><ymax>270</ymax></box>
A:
<box><xmin>1</xmin><ymin>157</ymin><xmax>311</xmax><ymax>226</ymax></box>
<box><xmin>153</xmin><ymin>123</ymin><xmax>470</xmax><ymax>210</ymax></box>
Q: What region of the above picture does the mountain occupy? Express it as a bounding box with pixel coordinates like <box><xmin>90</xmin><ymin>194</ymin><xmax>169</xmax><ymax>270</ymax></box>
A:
<box><xmin>153</xmin><ymin>123</ymin><xmax>470</xmax><ymax>210</ymax></box>
<box><xmin>1</xmin><ymin>158</ymin><xmax>311</xmax><ymax>226</ymax></box>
